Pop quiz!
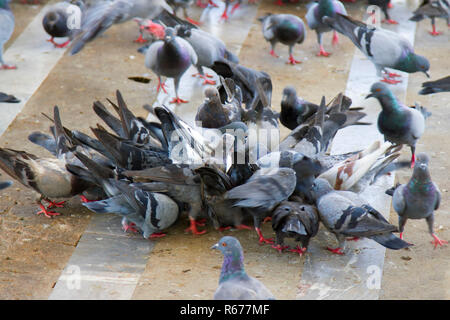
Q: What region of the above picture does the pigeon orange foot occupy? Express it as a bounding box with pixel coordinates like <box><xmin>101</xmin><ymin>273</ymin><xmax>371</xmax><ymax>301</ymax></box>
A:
<box><xmin>256</xmin><ymin>228</ymin><xmax>274</xmax><ymax>245</ymax></box>
<box><xmin>134</xmin><ymin>34</ymin><xmax>148</xmax><ymax>43</ymax></box>
<box><xmin>122</xmin><ymin>222</ymin><xmax>139</xmax><ymax>233</ymax></box>
<box><xmin>431</xmin><ymin>234</ymin><xmax>448</xmax><ymax>249</ymax></box>
<box><xmin>170</xmin><ymin>97</ymin><xmax>189</xmax><ymax>104</ymax></box>
<box><xmin>0</xmin><ymin>64</ymin><xmax>17</xmax><ymax>70</ymax></box>
<box><xmin>317</xmin><ymin>45</ymin><xmax>331</xmax><ymax>57</ymax></box>
<box><xmin>36</xmin><ymin>203</ymin><xmax>61</xmax><ymax>218</ymax></box>
<box><xmin>272</xmin><ymin>244</ymin><xmax>289</xmax><ymax>253</ymax></box>
<box><xmin>327</xmin><ymin>247</ymin><xmax>345</xmax><ymax>255</ymax></box>
<box><xmin>286</xmin><ymin>55</ymin><xmax>302</xmax><ymax>65</ymax></box>
<box><xmin>289</xmin><ymin>245</ymin><xmax>307</xmax><ymax>256</ymax></box>
<box><xmin>149</xmin><ymin>232</ymin><xmax>166</xmax><ymax>238</ymax></box>
<box><xmin>185</xmin><ymin>217</ymin><xmax>207</xmax><ymax>235</ymax></box>
<box><xmin>382</xmin><ymin>19</ymin><xmax>398</xmax><ymax>25</ymax></box>
<box><xmin>269</xmin><ymin>49</ymin><xmax>279</xmax><ymax>58</ymax></box>
<box><xmin>44</xmin><ymin>199</ymin><xmax>66</xmax><ymax>209</ymax></box>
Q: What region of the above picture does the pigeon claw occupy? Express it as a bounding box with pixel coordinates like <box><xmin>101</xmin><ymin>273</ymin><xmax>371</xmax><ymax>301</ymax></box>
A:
<box><xmin>317</xmin><ymin>46</ymin><xmax>331</xmax><ymax>57</ymax></box>
<box><xmin>346</xmin><ymin>237</ymin><xmax>360</xmax><ymax>242</ymax></box>
<box><xmin>218</xmin><ymin>226</ymin><xmax>232</xmax><ymax>231</ymax></box>
<box><xmin>208</xmin><ymin>0</ymin><xmax>219</xmax><ymax>7</ymax></box>
<box><xmin>269</xmin><ymin>50</ymin><xmax>279</xmax><ymax>58</ymax></box>
<box><xmin>0</xmin><ymin>64</ymin><xmax>17</xmax><ymax>70</ymax></box>
<box><xmin>381</xmin><ymin>77</ymin><xmax>402</xmax><ymax>84</ymax></box>
<box><xmin>185</xmin><ymin>218</ymin><xmax>207</xmax><ymax>235</ymax></box>
<box><xmin>220</xmin><ymin>11</ymin><xmax>229</xmax><ymax>21</ymax></box>
<box><xmin>157</xmin><ymin>81</ymin><xmax>168</xmax><ymax>94</ymax></box>
<box><xmin>122</xmin><ymin>222</ymin><xmax>139</xmax><ymax>233</ymax></box>
<box><xmin>327</xmin><ymin>247</ymin><xmax>345</xmax><ymax>255</ymax></box>
<box><xmin>428</xmin><ymin>30</ymin><xmax>442</xmax><ymax>36</ymax></box>
<box><xmin>256</xmin><ymin>228</ymin><xmax>274</xmax><ymax>245</ymax></box>
<box><xmin>230</xmin><ymin>2</ymin><xmax>240</xmax><ymax>15</ymax></box>
<box><xmin>170</xmin><ymin>97</ymin><xmax>189</xmax><ymax>104</ymax></box>
<box><xmin>289</xmin><ymin>245</ymin><xmax>307</xmax><ymax>256</ymax></box>
<box><xmin>262</xmin><ymin>217</ymin><xmax>272</xmax><ymax>224</ymax></box>
<box><xmin>272</xmin><ymin>244</ymin><xmax>289</xmax><ymax>253</ymax></box>
<box><xmin>287</xmin><ymin>55</ymin><xmax>302</xmax><ymax>65</ymax></box>
<box><xmin>431</xmin><ymin>234</ymin><xmax>448</xmax><ymax>249</ymax></box>
<box><xmin>44</xmin><ymin>199</ymin><xmax>66</xmax><ymax>209</ymax></box>
<box><xmin>233</xmin><ymin>224</ymin><xmax>252</xmax><ymax>230</ymax></box>
<box><xmin>79</xmin><ymin>195</ymin><xmax>95</xmax><ymax>203</ymax></box>
<box><xmin>382</xmin><ymin>19</ymin><xmax>398</xmax><ymax>25</ymax></box>
<box><xmin>133</xmin><ymin>34</ymin><xmax>148</xmax><ymax>43</ymax></box>
<box><xmin>149</xmin><ymin>232</ymin><xmax>166</xmax><ymax>238</ymax></box>
<box><xmin>36</xmin><ymin>204</ymin><xmax>60</xmax><ymax>218</ymax></box>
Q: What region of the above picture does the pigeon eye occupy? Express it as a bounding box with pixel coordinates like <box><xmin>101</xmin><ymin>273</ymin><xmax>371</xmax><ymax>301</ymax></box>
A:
<box><xmin>375</xmin><ymin>88</ymin><xmax>381</xmax><ymax>92</ymax></box>
<box><xmin>222</xmin><ymin>242</ymin><xmax>227</xmax><ymax>247</ymax></box>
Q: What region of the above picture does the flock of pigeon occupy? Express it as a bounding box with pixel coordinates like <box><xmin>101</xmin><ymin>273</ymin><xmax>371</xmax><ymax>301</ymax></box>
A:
<box><xmin>0</xmin><ymin>0</ymin><xmax>449</xmax><ymax>300</ymax></box>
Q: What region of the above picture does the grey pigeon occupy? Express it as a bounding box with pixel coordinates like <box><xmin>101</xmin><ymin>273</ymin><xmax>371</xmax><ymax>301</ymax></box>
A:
<box><xmin>323</xmin><ymin>13</ymin><xmax>430</xmax><ymax>84</ymax></box>
<box><xmin>225</xmin><ymin>167</ymin><xmax>297</xmax><ymax>244</ymax></box>
<box><xmin>259</xmin><ymin>13</ymin><xmax>306</xmax><ymax>65</ymax></box>
<box><xmin>145</xmin><ymin>27</ymin><xmax>197</xmax><ymax>104</ymax></box>
<box><xmin>410</xmin><ymin>0</ymin><xmax>449</xmax><ymax>36</ymax></box>
<box><xmin>389</xmin><ymin>153</ymin><xmax>446</xmax><ymax>248</ymax></box>
<box><xmin>0</xmin><ymin>107</ymin><xmax>95</xmax><ymax>218</ymax></box>
<box><xmin>0</xmin><ymin>92</ymin><xmax>19</xmax><ymax>103</ymax></box>
<box><xmin>366</xmin><ymin>82</ymin><xmax>429</xmax><ymax>167</ymax></box>
<box><xmin>195</xmin><ymin>85</ymin><xmax>242</xmax><ymax>129</ymax></box>
<box><xmin>123</xmin><ymin>163</ymin><xmax>206</xmax><ymax>235</ymax></box>
<box><xmin>305</xmin><ymin>0</ymin><xmax>347</xmax><ymax>57</ymax></box>
<box><xmin>0</xmin><ymin>0</ymin><xmax>15</xmax><ymax>70</ymax></box>
<box><xmin>69</xmin><ymin>0</ymin><xmax>172</xmax><ymax>55</ymax></box>
<box><xmin>310</xmin><ymin>178</ymin><xmax>411</xmax><ymax>254</ymax></box>
<box><xmin>419</xmin><ymin>75</ymin><xmax>450</xmax><ymax>94</ymax></box>
<box><xmin>271</xmin><ymin>199</ymin><xmax>319</xmax><ymax>255</ymax></box>
<box><xmin>42</xmin><ymin>1</ymin><xmax>85</xmax><ymax>48</ymax></box>
<box><xmin>212</xmin><ymin>236</ymin><xmax>275</xmax><ymax>300</ymax></box>
<box><xmin>174</xmin><ymin>24</ymin><xmax>238</xmax><ymax>86</ymax></box>
<box><xmin>280</xmin><ymin>86</ymin><xmax>318</xmax><ymax>130</ymax></box>
<box><xmin>210</xmin><ymin>60</ymin><xmax>272</xmax><ymax>112</ymax></box>
<box><xmin>257</xmin><ymin>150</ymin><xmax>322</xmax><ymax>204</ymax></box>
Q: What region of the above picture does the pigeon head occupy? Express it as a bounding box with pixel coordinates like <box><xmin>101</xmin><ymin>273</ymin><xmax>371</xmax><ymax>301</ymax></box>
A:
<box><xmin>142</xmin><ymin>21</ymin><xmax>165</xmax><ymax>40</ymax></box>
<box><xmin>212</xmin><ymin>236</ymin><xmax>246</xmax><ymax>283</ymax></box>
<box><xmin>281</xmin><ymin>86</ymin><xmax>297</xmax><ymax>106</ymax></box>
<box><xmin>204</xmin><ymin>87</ymin><xmax>220</xmax><ymax>102</ymax></box>
<box><xmin>365</xmin><ymin>82</ymin><xmax>392</xmax><ymax>99</ymax></box>
<box><xmin>44</xmin><ymin>11</ymin><xmax>60</xmax><ymax>26</ymax></box>
<box><xmin>413</xmin><ymin>152</ymin><xmax>430</xmax><ymax>177</ymax></box>
<box><xmin>310</xmin><ymin>178</ymin><xmax>333</xmax><ymax>201</ymax></box>
<box><xmin>413</xmin><ymin>55</ymin><xmax>430</xmax><ymax>78</ymax></box>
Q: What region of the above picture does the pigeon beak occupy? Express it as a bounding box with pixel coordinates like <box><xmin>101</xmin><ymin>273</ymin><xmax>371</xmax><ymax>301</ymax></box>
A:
<box><xmin>211</xmin><ymin>243</ymin><xmax>219</xmax><ymax>250</ymax></box>
<box><xmin>365</xmin><ymin>93</ymin><xmax>375</xmax><ymax>99</ymax></box>
<box><xmin>423</xmin><ymin>71</ymin><xmax>430</xmax><ymax>78</ymax></box>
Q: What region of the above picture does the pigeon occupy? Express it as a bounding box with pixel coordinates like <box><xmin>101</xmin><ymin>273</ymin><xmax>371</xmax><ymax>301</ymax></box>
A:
<box><xmin>305</xmin><ymin>0</ymin><xmax>347</xmax><ymax>57</ymax></box>
<box><xmin>123</xmin><ymin>164</ymin><xmax>207</xmax><ymax>235</ymax></box>
<box><xmin>419</xmin><ymin>75</ymin><xmax>450</xmax><ymax>94</ymax></box>
<box><xmin>271</xmin><ymin>199</ymin><xmax>319</xmax><ymax>255</ymax></box>
<box><xmin>366</xmin><ymin>82</ymin><xmax>429</xmax><ymax>167</ymax></box>
<box><xmin>410</xmin><ymin>0</ymin><xmax>450</xmax><ymax>36</ymax></box>
<box><xmin>310</xmin><ymin>178</ymin><xmax>412</xmax><ymax>254</ymax></box>
<box><xmin>0</xmin><ymin>0</ymin><xmax>16</xmax><ymax>70</ymax></box>
<box><xmin>258</xmin><ymin>13</ymin><xmax>307</xmax><ymax>65</ymax></box>
<box><xmin>85</xmin><ymin>179</ymin><xmax>180</xmax><ymax>239</ymax></box>
<box><xmin>225</xmin><ymin>167</ymin><xmax>297</xmax><ymax>244</ymax></box>
<box><xmin>145</xmin><ymin>27</ymin><xmax>197</xmax><ymax>104</ymax></box>
<box><xmin>368</xmin><ymin>0</ymin><xmax>397</xmax><ymax>25</ymax></box>
<box><xmin>210</xmin><ymin>60</ymin><xmax>272</xmax><ymax>112</ymax></box>
<box><xmin>318</xmin><ymin>141</ymin><xmax>408</xmax><ymax>193</ymax></box>
<box><xmin>195</xmin><ymin>165</ymin><xmax>252</xmax><ymax>231</ymax></box>
<box><xmin>211</xmin><ymin>236</ymin><xmax>275</xmax><ymax>300</ymax></box>
<box><xmin>0</xmin><ymin>92</ymin><xmax>19</xmax><ymax>103</ymax></box>
<box><xmin>389</xmin><ymin>153</ymin><xmax>446</xmax><ymax>248</ymax></box>
<box><xmin>257</xmin><ymin>150</ymin><xmax>322</xmax><ymax>204</ymax></box>
<box><xmin>69</xmin><ymin>0</ymin><xmax>173</xmax><ymax>55</ymax></box>
<box><xmin>174</xmin><ymin>24</ymin><xmax>239</xmax><ymax>85</ymax></box>
<box><xmin>0</xmin><ymin>107</ymin><xmax>95</xmax><ymax>218</ymax></box>
<box><xmin>322</xmin><ymin>13</ymin><xmax>430</xmax><ymax>84</ymax></box>
<box><xmin>42</xmin><ymin>1</ymin><xmax>85</xmax><ymax>48</ymax></box>
<box><xmin>195</xmin><ymin>85</ymin><xmax>242</xmax><ymax>129</ymax></box>
<box><xmin>280</xmin><ymin>86</ymin><xmax>319</xmax><ymax>130</ymax></box>
<box><xmin>154</xmin><ymin>105</ymin><xmax>236</xmax><ymax>171</ymax></box>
